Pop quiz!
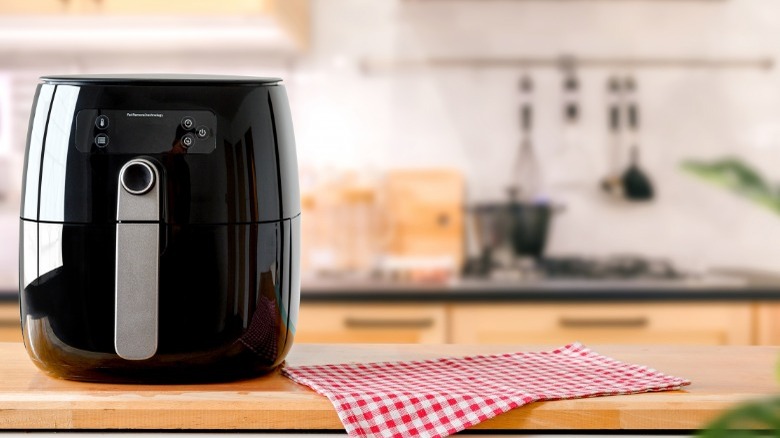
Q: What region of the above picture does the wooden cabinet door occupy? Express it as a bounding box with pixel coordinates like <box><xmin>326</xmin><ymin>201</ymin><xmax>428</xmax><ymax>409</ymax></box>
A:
<box><xmin>450</xmin><ymin>303</ymin><xmax>753</xmax><ymax>345</ymax></box>
<box><xmin>0</xmin><ymin>302</ymin><xmax>20</xmax><ymax>343</ymax></box>
<box><xmin>755</xmin><ymin>302</ymin><xmax>780</xmax><ymax>345</ymax></box>
<box><xmin>296</xmin><ymin>304</ymin><xmax>447</xmax><ymax>344</ymax></box>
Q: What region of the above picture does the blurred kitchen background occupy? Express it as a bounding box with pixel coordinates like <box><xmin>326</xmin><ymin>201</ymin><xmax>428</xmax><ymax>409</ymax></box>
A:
<box><xmin>1</xmin><ymin>0</ymin><xmax>780</xmax><ymax>345</ymax></box>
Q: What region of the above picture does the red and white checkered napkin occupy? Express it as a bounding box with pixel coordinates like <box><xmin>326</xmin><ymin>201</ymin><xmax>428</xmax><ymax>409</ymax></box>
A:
<box><xmin>282</xmin><ymin>343</ymin><xmax>690</xmax><ymax>438</ymax></box>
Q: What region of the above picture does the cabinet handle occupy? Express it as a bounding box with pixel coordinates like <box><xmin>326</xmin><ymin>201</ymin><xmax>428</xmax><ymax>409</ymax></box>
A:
<box><xmin>559</xmin><ymin>316</ymin><xmax>648</xmax><ymax>329</ymax></box>
<box><xmin>344</xmin><ymin>317</ymin><xmax>435</xmax><ymax>329</ymax></box>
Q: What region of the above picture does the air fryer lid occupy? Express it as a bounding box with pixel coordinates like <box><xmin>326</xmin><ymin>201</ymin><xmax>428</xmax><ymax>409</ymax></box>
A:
<box><xmin>40</xmin><ymin>74</ymin><xmax>282</xmax><ymax>85</ymax></box>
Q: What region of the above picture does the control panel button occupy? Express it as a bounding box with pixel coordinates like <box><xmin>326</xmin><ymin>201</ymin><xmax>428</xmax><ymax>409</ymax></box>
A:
<box><xmin>94</xmin><ymin>133</ymin><xmax>109</xmax><ymax>148</ymax></box>
<box><xmin>196</xmin><ymin>126</ymin><xmax>209</xmax><ymax>139</ymax></box>
<box><xmin>181</xmin><ymin>117</ymin><xmax>195</xmax><ymax>130</ymax></box>
<box><xmin>76</xmin><ymin>109</ymin><xmax>217</xmax><ymax>154</ymax></box>
<box><xmin>95</xmin><ymin>115</ymin><xmax>110</xmax><ymax>130</ymax></box>
<box><xmin>181</xmin><ymin>133</ymin><xmax>195</xmax><ymax>148</ymax></box>
<box><xmin>120</xmin><ymin>161</ymin><xmax>155</xmax><ymax>195</ymax></box>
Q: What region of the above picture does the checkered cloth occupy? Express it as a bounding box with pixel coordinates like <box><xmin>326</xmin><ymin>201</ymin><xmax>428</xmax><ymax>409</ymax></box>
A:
<box><xmin>282</xmin><ymin>343</ymin><xmax>690</xmax><ymax>438</ymax></box>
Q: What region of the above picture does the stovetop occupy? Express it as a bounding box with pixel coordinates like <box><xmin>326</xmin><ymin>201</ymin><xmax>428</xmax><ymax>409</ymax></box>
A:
<box><xmin>299</xmin><ymin>254</ymin><xmax>761</xmax><ymax>298</ymax></box>
<box><xmin>465</xmin><ymin>254</ymin><xmax>693</xmax><ymax>283</ymax></box>
<box><xmin>303</xmin><ymin>255</ymin><xmax>749</xmax><ymax>293</ymax></box>
<box><xmin>455</xmin><ymin>255</ymin><xmax>746</xmax><ymax>290</ymax></box>
<box><xmin>536</xmin><ymin>256</ymin><xmax>686</xmax><ymax>280</ymax></box>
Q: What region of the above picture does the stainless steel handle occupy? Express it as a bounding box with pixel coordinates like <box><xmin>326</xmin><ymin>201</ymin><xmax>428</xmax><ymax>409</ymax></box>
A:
<box><xmin>559</xmin><ymin>316</ymin><xmax>648</xmax><ymax>329</ymax></box>
<box><xmin>114</xmin><ymin>158</ymin><xmax>161</xmax><ymax>361</ymax></box>
<box><xmin>344</xmin><ymin>317</ymin><xmax>434</xmax><ymax>329</ymax></box>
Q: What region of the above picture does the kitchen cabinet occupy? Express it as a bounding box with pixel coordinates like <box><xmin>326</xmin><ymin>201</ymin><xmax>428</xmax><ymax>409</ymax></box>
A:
<box><xmin>0</xmin><ymin>302</ymin><xmax>20</xmax><ymax>343</ymax></box>
<box><xmin>5</xmin><ymin>299</ymin><xmax>775</xmax><ymax>346</ymax></box>
<box><xmin>0</xmin><ymin>0</ymin><xmax>86</xmax><ymax>14</ymax></box>
<box><xmin>295</xmin><ymin>303</ymin><xmax>447</xmax><ymax>344</ymax></box>
<box><xmin>450</xmin><ymin>303</ymin><xmax>753</xmax><ymax>345</ymax></box>
<box><xmin>99</xmin><ymin>0</ymin><xmax>311</xmax><ymax>44</ymax></box>
<box><xmin>755</xmin><ymin>302</ymin><xmax>780</xmax><ymax>345</ymax></box>
<box><xmin>0</xmin><ymin>0</ymin><xmax>309</xmax><ymax>51</ymax></box>
<box><xmin>95</xmin><ymin>0</ymin><xmax>279</xmax><ymax>14</ymax></box>
<box><xmin>0</xmin><ymin>0</ymin><xmax>300</xmax><ymax>15</ymax></box>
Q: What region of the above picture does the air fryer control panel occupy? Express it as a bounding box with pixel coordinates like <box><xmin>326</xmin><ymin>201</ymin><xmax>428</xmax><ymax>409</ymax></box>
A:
<box><xmin>75</xmin><ymin>109</ymin><xmax>217</xmax><ymax>154</ymax></box>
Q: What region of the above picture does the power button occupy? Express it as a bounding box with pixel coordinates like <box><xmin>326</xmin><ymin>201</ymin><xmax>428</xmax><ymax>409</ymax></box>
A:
<box><xmin>196</xmin><ymin>126</ymin><xmax>209</xmax><ymax>139</ymax></box>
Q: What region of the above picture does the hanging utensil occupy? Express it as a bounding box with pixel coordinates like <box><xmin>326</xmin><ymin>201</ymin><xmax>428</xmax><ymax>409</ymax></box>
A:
<box><xmin>601</xmin><ymin>76</ymin><xmax>623</xmax><ymax>196</ymax></box>
<box><xmin>621</xmin><ymin>77</ymin><xmax>654</xmax><ymax>201</ymax></box>
<box><xmin>548</xmin><ymin>63</ymin><xmax>594</xmax><ymax>189</ymax></box>
<box><xmin>509</xmin><ymin>74</ymin><xmax>541</xmax><ymax>202</ymax></box>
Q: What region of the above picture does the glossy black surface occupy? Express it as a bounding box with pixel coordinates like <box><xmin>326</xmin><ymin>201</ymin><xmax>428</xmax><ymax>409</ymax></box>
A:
<box><xmin>20</xmin><ymin>77</ymin><xmax>300</xmax><ymax>382</ymax></box>
<box><xmin>21</xmin><ymin>81</ymin><xmax>300</xmax><ymax>224</ymax></box>
<box><xmin>21</xmin><ymin>221</ymin><xmax>297</xmax><ymax>381</ymax></box>
<box><xmin>20</xmin><ymin>84</ymin><xmax>54</xmax><ymax>221</ymax></box>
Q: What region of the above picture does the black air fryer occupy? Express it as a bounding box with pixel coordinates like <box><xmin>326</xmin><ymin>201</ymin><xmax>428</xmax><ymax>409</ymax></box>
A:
<box><xmin>19</xmin><ymin>74</ymin><xmax>301</xmax><ymax>382</ymax></box>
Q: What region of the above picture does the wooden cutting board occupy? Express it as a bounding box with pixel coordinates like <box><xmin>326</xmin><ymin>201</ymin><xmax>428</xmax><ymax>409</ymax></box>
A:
<box><xmin>383</xmin><ymin>169</ymin><xmax>465</xmax><ymax>266</ymax></box>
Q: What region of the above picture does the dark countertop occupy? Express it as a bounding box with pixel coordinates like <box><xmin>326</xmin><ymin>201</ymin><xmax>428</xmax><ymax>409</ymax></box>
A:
<box><xmin>300</xmin><ymin>277</ymin><xmax>780</xmax><ymax>302</ymax></box>
<box><xmin>4</xmin><ymin>276</ymin><xmax>780</xmax><ymax>304</ymax></box>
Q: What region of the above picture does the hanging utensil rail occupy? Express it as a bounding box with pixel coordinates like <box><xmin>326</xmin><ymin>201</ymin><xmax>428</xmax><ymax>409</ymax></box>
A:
<box><xmin>360</xmin><ymin>55</ymin><xmax>773</xmax><ymax>72</ymax></box>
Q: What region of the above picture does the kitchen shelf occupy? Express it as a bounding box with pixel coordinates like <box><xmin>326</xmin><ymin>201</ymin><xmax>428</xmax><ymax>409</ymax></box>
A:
<box><xmin>360</xmin><ymin>55</ymin><xmax>774</xmax><ymax>73</ymax></box>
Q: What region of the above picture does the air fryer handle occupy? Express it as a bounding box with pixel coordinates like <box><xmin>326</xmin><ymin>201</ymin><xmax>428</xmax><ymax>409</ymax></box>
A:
<box><xmin>114</xmin><ymin>158</ymin><xmax>162</xmax><ymax>360</ymax></box>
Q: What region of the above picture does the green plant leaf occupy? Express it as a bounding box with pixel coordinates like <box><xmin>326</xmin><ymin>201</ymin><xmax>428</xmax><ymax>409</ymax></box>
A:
<box><xmin>697</xmin><ymin>396</ymin><xmax>780</xmax><ymax>437</ymax></box>
<box><xmin>777</xmin><ymin>354</ymin><xmax>780</xmax><ymax>384</ymax></box>
<box><xmin>680</xmin><ymin>158</ymin><xmax>780</xmax><ymax>214</ymax></box>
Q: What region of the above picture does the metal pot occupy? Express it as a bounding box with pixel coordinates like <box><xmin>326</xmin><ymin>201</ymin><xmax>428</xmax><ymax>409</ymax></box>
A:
<box><xmin>466</xmin><ymin>201</ymin><xmax>562</xmax><ymax>275</ymax></box>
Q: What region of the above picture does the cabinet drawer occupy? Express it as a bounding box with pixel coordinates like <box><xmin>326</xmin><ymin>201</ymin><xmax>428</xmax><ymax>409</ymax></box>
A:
<box><xmin>0</xmin><ymin>302</ymin><xmax>21</xmax><ymax>343</ymax></box>
<box><xmin>450</xmin><ymin>303</ymin><xmax>753</xmax><ymax>345</ymax></box>
<box><xmin>296</xmin><ymin>304</ymin><xmax>447</xmax><ymax>344</ymax></box>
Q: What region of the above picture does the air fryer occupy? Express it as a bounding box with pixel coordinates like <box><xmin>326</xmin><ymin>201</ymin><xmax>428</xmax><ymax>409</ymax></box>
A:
<box><xmin>18</xmin><ymin>74</ymin><xmax>301</xmax><ymax>383</ymax></box>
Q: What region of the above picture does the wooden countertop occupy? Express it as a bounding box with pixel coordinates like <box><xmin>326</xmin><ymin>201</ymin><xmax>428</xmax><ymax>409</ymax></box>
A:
<box><xmin>0</xmin><ymin>342</ymin><xmax>777</xmax><ymax>431</ymax></box>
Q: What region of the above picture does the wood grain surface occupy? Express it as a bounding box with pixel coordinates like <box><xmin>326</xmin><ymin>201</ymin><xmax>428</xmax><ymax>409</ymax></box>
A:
<box><xmin>0</xmin><ymin>342</ymin><xmax>777</xmax><ymax>431</ymax></box>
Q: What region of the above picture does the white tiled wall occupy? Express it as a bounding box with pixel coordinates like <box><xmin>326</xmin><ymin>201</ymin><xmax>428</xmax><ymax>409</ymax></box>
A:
<box><xmin>290</xmin><ymin>0</ymin><xmax>780</xmax><ymax>272</ymax></box>
<box><xmin>3</xmin><ymin>0</ymin><xmax>780</xmax><ymax>283</ymax></box>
